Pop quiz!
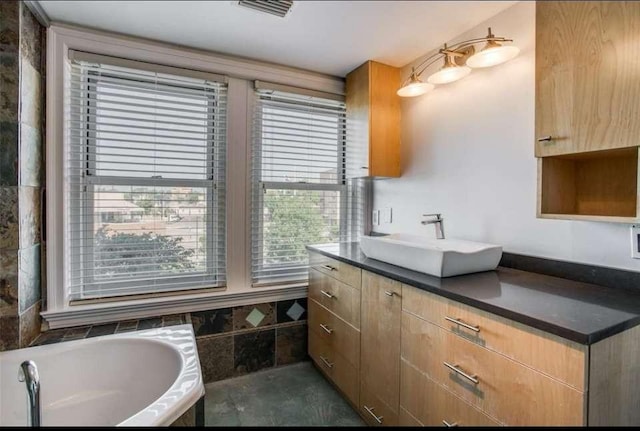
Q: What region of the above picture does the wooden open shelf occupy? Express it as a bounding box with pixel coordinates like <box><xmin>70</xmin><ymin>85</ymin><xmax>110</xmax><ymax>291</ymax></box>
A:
<box><xmin>538</xmin><ymin>147</ymin><xmax>640</xmax><ymax>222</ymax></box>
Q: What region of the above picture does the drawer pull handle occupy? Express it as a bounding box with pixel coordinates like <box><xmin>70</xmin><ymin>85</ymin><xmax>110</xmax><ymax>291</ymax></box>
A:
<box><xmin>319</xmin><ymin>356</ymin><xmax>334</xmax><ymax>369</ymax></box>
<box><xmin>363</xmin><ymin>405</ymin><xmax>383</xmax><ymax>424</ymax></box>
<box><xmin>442</xmin><ymin>420</ymin><xmax>458</xmax><ymax>427</ymax></box>
<box><xmin>443</xmin><ymin>362</ymin><xmax>479</xmax><ymax>385</ymax></box>
<box><xmin>319</xmin><ymin>323</ymin><xmax>333</xmax><ymax>334</ymax></box>
<box><xmin>384</xmin><ymin>290</ymin><xmax>397</xmax><ymax>297</ymax></box>
<box><xmin>321</xmin><ymin>264</ymin><xmax>337</xmax><ymax>271</ymax></box>
<box><xmin>445</xmin><ymin>316</ymin><xmax>480</xmax><ymax>333</ymax></box>
<box><xmin>537</xmin><ymin>136</ymin><xmax>553</xmax><ymax>142</ymax></box>
<box><xmin>320</xmin><ymin>290</ymin><xmax>335</xmax><ymax>299</ymax></box>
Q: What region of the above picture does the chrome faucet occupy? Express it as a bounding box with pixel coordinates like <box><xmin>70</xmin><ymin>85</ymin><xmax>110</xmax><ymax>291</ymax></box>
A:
<box><xmin>421</xmin><ymin>213</ymin><xmax>445</xmax><ymax>239</ymax></box>
<box><xmin>18</xmin><ymin>360</ymin><xmax>41</xmax><ymax>427</ymax></box>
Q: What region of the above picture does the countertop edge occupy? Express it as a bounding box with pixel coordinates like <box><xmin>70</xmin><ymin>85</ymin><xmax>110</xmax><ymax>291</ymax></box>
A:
<box><xmin>306</xmin><ymin>244</ymin><xmax>640</xmax><ymax>346</ymax></box>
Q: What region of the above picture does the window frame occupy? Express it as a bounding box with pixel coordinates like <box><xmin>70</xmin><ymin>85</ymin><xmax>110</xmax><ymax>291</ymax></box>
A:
<box><xmin>44</xmin><ymin>24</ymin><xmax>345</xmax><ymax>328</ymax></box>
<box><xmin>251</xmin><ymin>89</ymin><xmax>348</xmax><ymax>286</ymax></box>
<box><xmin>68</xmin><ymin>59</ymin><xmax>226</xmax><ymax>302</ymax></box>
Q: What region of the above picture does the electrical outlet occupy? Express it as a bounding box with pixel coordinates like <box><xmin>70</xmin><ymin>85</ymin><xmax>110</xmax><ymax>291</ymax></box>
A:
<box><xmin>383</xmin><ymin>207</ymin><xmax>393</xmax><ymax>224</ymax></box>
<box><xmin>372</xmin><ymin>209</ymin><xmax>380</xmax><ymax>226</ymax></box>
<box><xmin>631</xmin><ymin>225</ymin><xmax>640</xmax><ymax>259</ymax></box>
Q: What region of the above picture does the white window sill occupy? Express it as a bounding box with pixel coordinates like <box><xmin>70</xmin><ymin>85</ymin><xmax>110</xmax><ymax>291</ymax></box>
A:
<box><xmin>41</xmin><ymin>283</ymin><xmax>308</xmax><ymax>329</ymax></box>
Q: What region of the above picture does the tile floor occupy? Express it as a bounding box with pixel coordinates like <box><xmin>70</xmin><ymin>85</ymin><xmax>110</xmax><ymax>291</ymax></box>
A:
<box><xmin>204</xmin><ymin>361</ymin><xmax>365</xmax><ymax>426</ymax></box>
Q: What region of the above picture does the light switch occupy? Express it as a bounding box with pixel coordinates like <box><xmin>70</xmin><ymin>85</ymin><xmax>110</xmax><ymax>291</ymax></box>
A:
<box><xmin>372</xmin><ymin>209</ymin><xmax>380</xmax><ymax>226</ymax></box>
<box><xmin>383</xmin><ymin>207</ymin><xmax>393</xmax><ymax>224</ymax></box>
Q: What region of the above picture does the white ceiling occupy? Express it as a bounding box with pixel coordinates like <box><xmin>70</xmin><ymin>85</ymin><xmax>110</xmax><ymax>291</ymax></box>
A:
<box><xmin>38</xmin><ymin>0</ymin><xmax>517</xmax><ymax>77</ymax></box>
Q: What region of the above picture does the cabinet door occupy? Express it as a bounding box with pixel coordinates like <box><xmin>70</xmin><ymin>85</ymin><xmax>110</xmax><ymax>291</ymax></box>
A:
<box><xmin>536</xmin><ymin>1</ymin><xmax>640</xmax><ymax>157</ymax></box>
<box><xmin>360</xmin><ymin>270</ymin><xmax>402</xmax><ymax>424</ymax></box>
<box><xmin>346</xmin><ymin>61</ymin><xmax>370</xmax><ymax>179</ymax></box>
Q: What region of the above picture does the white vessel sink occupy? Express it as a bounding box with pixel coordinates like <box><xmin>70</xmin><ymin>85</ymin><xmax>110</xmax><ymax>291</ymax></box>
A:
<box><xmin>360</xmin><ymin>233</ymin><xmax>502</xmax><ymax>277</ymax></box>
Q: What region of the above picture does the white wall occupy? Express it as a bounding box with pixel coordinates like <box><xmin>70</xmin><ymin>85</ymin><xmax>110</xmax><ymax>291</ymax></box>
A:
<box><xmin>373</xmin><ymin>1</ymin><xmax>640</xmax><ymax>272</ymax></box>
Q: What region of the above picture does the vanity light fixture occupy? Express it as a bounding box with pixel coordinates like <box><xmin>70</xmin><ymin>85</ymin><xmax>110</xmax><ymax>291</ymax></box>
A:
<box><xmin>397</xmin><ymin>27</ymin><xmax>518</xmax><ymax>97</ymax></box>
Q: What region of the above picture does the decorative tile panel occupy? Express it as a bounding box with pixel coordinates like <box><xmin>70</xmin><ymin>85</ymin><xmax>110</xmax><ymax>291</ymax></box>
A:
<box><xmin>137</xmin><ymin>317</ymin><xmax>163</xmax><ymax>330</ymax></box>
<box><xmin>18</xmin><ymin>243</ymin><xmax>39</xmax><ymax>313</ymax></box>
<box><xmin>191</xmin><ymin>307</ymin><xmax>233</xmax><ymax>336</ymax></box>
<box><xmin>197</xmin><ymin>335</ymin><xmax>234</xmax><ymax>383</ymax></box>
<box><xmin>234</xmin><ymin>328</ymin><xmax>275</xmax><ymax>376</ymax></box>
<box><xmin>18</xmin><ymin>60</ymin><xmax>41</xmax><ymax>129</ymax></box>
<box><xmin>19</xmin><ymin>3</ymin><xmax>42</xmax><ymax>71</ymax></box>
<box><xmin>115</xmin><ymin>320</ymin><xmax>138</xmax><ymax>333</ymax></box>
<box><xmin>18</xmin><ymin>123</ymin><xmax>41</xmax><ymax>187</ymax></box>
<box><xmin>245</xmin><ymin>308</ymin><xmax>266</xmax><ymax>328</ymax></box>
<box><xmin>62</xmin><ymin>326</ymin><xmax>90</xmax><ymax>340</ymax></box>
<box><xmin>162</xmin><ymin>314</ymin><xmax>185</xmax><ymax>327</ymax></box>
<box><xmin>86</xmin><ymin>323</ymin><xmax>118</xmax><ymax>338</ymax></box>
<box><xmin>277</xmin><ymin>298</ymin><xmax>307</xmax><ymax>323</ymax></box>
<box><xmin>0</xmin><ymin>120</ymin><xmax>18</xmax><ymax>185</ymax></box>
<box><xmin>30</xmin><ymin>313</ymin><xmax>190</xmax><ymax>346</ymax></box>
<box><xmin>0</xmin><ymin>248</ymin><xmax>18</xmax><ymax>316</ymax></box>
<box><xmin>19</xmin><ymin>299</ymin><xmax>40</xmax><ymax>347</ymax></box>
<box><xmin>0</xmin><ymin>1</ymin><xmax>20</xmax><ymax>54</ymax></box>
<box><xmin>0</xmin><ymin>186</ymin><xmax>18</xmax><ymax>248</ymax></box>
<box><xmin>276</xmin><ymin>324</ymin><xmax>308</xmax><ymax>366</ymax></box>
<box><xmin>18</xmin><ymin>186</ymin><xmax>40</xmax><ymax>247</ymax></box>
<box><xmin>233</xmin><ymin>303</ymin><xmax>275</xmax><ymax>330</ymax></box>
<box><xmin>0</xmin><ymin>314</ymin><xmax>19</xmax><ymax>350</ymax></box>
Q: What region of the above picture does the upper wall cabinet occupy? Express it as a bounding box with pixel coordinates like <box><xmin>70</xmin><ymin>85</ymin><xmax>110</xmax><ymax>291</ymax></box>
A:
<box><xmin>535</xmin><ymin>1</ymin><xmax>640</xmax><ymax>157</ymax></box>
<box><xmin>536</xmin><ymin>1</ymin><xmax>640</xmax><ymax>222</ymax></box>
<box><xmin>346</xmin><ymin>61</ymin><xmax>401</xmax><ymax>179</ymax></box>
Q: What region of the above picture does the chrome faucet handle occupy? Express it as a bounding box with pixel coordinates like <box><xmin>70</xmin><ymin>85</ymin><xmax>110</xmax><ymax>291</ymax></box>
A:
<box><xmin>18</xmin><ymin>360</ymin><xmax>41</xmax><ymax>427</ymax></box>
<box><xmin>421</xmin><ymin>213</ymin><xmax>445</xmax><ymax>239</ymax></box>
<box><xmin>18</xmin><ymin>360</ymin><xmax>39</xmax><ymax>383</ymax></box>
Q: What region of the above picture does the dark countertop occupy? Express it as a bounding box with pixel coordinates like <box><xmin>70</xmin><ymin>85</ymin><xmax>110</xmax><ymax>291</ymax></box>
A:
<box><xmin>306</xmin><ymin>242</ymin><xmax>640</xmax><ymax>345</ymax></box>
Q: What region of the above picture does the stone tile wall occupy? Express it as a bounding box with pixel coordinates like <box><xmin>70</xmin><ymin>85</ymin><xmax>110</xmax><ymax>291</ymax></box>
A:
<box><xmin>183</xmin><ymin>298</ymin><xmax>308</xmax><ymax>383</ymax></box>
<box><xmin>0</xmin><ymin>1</ymin><xmax>46</xmax><ymax>350</ymax></box>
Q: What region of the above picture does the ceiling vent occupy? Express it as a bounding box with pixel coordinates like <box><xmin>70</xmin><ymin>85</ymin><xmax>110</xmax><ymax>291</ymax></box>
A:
<box><xmin>237</xmin><ymin>0</ymin><xmax>294</xmax><ymax>18</ymax></box>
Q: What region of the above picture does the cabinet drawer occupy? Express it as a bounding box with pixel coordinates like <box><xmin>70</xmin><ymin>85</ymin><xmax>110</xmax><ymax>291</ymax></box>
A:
<box><xmin>308</xmin><ymin>298</ymin><xmax>360</xmax><ymax>368</ymax></box>
<box><xmin>402</xmin><ymin>284</ymin><xmax>586</xmax><ymax>391</ymax></box>
<box><xmin>400</xmin><ymin>358</ymin><xmax>501</xmax><ymax>427</ymax></box>
<box><xmin>360</xmin><ymin>379</ymin><xmax>399</xmax><ymax>426</ymax></box>
<box><xmin>309</xmin><ymin>330</ymin><xmax>359</xmax><ymax>406</ymax></box>
<box><xmin>309</xmin><ymin>269</ymin><xmax>360</xmax><ymax>328</ymax></box>
<box><xmin>309</xmin><ymin>252</ymin><xmax>362</xmax><ymax>288</ymax></box>
<box><xmin>401</xmin><ymin>312</ymin><xmax>585</xmax><ymax>426</ymax></box>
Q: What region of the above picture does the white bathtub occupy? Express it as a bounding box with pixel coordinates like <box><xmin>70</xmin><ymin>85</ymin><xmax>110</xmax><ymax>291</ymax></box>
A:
<box><xmin>0</xmin><ymin>324</ymin><xmax>204</xmax><ymax>426</ymax></box>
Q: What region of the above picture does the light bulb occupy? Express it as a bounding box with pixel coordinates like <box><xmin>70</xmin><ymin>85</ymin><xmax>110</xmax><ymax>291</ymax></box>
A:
<box><xmin>466</xmin><ymin>42</ymin><xmax>520</xmax><ymax>68</ymax></box>
<box><xmin>427</xmin><ymin>55</ymin><xmax>471</xmax><ymax>85</ymax></box>
<box><xmin>397</xmin><ymin>72</ymin><xmax>434</xmax><ymax>97</ymax></box>
<box><xmin>397</xmin><ymin>81</ymin><xmax>434</xmax><ymax>97</ymax></box>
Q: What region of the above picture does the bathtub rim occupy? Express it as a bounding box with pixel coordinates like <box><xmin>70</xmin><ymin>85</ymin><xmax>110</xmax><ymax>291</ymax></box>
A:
<box><xmin>1</xmin><ymin>323</ymin><xmax>204</xmax><ymax>427</ymax></box>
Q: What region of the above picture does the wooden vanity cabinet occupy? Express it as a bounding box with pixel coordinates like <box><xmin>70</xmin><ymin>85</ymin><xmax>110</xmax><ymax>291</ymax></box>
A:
<box><xmin>309</xmin><ymin>253</ymin><xmax>640</xmax><ymax>426</ymax></box>
<box><xmin>359</xmin><ymin>271</ymin><xmax>402</xmax><ymax>426</ymax></box>
<box><xmin>345</xmin><ymin>60</ymin><xmax>401</xmax><ymax>179</ymax></box>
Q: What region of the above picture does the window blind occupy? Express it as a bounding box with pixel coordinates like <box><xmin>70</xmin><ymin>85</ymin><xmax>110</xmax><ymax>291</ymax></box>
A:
<box><xmin>67</xmin><ymin>51</ymin><xmax>227</xmax><ymax>301</ymax></box>
<box><xmin>251</xmin><ymin>85</ymin><xmax>347</xmax><ymax>285</ymax></box>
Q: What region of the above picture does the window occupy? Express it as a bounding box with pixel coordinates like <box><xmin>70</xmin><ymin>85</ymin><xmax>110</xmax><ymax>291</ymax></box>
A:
<box><xmin>67</xmin><ymin>51</ymin><xmax>227</xmax><ymax>300</ymax></box>
<box><xmin>251</xmin><ymin>83</ymin><xmax>350</xmax><ymax>285</ymax></box>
